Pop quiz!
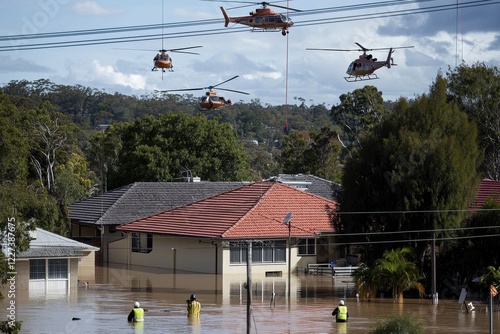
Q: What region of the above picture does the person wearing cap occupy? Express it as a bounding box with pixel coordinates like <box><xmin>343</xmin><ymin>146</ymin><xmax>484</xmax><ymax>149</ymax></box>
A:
<box><xmin>186</xmin><ymin>294</ymin><xmax>201</xmax><ymax>317</ymax></box>
<box><xmin>128</xmin><ymin>301</ymin><xmax>145</xmax><ymax>322</ymax></box>
<box><xmin>332</xmin><ymin>300</ymin><xmax>349</xmax><ymax>322</ymax></box>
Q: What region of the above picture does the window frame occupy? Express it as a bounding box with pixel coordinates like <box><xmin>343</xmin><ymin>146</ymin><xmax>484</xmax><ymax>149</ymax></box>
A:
<box><xmin>297</xmin><ymin>238</ymin><xmax>316</xmax><ymax>256</ymax></box>
<box><xmin>229</xmin><ymin>240</ymin><xmax>286</xmax><ymax>264</ymax></box>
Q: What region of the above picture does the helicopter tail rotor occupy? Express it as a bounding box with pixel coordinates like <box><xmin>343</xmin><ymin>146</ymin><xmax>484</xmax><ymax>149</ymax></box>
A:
<box><xmin>221</xmin><ymin>7</ymin><xmax>230</xmax><ymax>27</ymax></box>
<box><xmin>385</xmin><ymin>48</ymin><xmax>394</xmax><ymax>68</ymax></box>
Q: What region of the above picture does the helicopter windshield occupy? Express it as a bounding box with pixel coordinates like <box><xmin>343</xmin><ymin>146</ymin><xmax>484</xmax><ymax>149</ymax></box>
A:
<box><xmin>279</xmin><ymin>14</ymin><xmax>289</xmax><ymax>23</ymax></box>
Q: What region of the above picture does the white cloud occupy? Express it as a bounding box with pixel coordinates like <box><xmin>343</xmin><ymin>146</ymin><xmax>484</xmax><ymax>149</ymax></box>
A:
<box><xmin>72</xmin><ymin>1</ymin><xmax>121</xmax><ymax>16</ymax></box>
<box><xmin>91</xmin><ymin>60</ymin><xmax>146</xmax><ymax>89</ymax></box>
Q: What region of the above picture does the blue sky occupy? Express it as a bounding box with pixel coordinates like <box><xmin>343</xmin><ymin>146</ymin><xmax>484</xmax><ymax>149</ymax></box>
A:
<box><xmin>0</xmin><ymin>0</ymin><xmax>499</xmax><ymax>107</ymax></box>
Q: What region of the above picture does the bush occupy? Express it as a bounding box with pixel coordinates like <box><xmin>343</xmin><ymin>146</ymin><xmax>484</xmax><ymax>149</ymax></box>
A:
<box><xmin>370</xmin><ymin>313</ymin><xmax>424</xmax><ymax>334</ymax></box>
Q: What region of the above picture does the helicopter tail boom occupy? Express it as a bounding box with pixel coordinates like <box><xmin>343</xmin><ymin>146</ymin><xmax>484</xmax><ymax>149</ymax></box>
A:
<box><xmin>220</xmin><ymin>7</ymin><xmax>230</xmax><ymax>27</ymax></box>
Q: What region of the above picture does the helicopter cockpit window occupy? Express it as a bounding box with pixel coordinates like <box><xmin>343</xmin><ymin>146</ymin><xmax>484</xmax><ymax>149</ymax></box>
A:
<box><xmin>278</xmin><ymin>14</ymin><xmax>287</xmax><ymax>23</ymax></box>
<box><xmin>347</xmin><ymin>63</ymin><xmax>355</xmax><ymax>71</ymax></box>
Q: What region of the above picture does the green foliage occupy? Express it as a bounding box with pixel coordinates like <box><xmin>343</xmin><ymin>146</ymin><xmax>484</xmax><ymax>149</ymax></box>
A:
<box><xmin>480</xmin><ymin>265</ymin><xmax>500</xmax><ymax>290</ymax></box>
<box><xmin>375</xmin><ymin>248</ymin><xmax>424</xmax><ymax>302</ymax></box>
<box><xmin>339</xmin><ymin>76</ymin><xmax>481</xmax><ymax>264</ymax></box>
<box><xmin>354</xmin><ymin>248</ymin><xmax>424</xmax><ymax>302</ymax></box>
<box><xmin>353</xmin><ymin>265</ymin><xmax>378</xmax><ymax>300</ymax></box>
<box><xmin>95</xmin><ymin>113</ymin><xmax>251</xmax><ymax>189</ymax></box>
<box><xmin>331</xmin><ymin>85</ymin><xmax>385</xmax><ymax>158</ymax></box>
<box><xmin>445</xmin><ymin>63</ymin><xmax>500</xmax><ymax>180</ymax></box>
<box><xmin>0</xmin><ymin>320</ymin><xmax>23</xmax><ymax>334</ymax></box>
<box><xmin>281</xmin><ymin>127</ymin><xmax>341</xmax><ymax>182</ymax></box>
<box><xmin>370</xmin><ymin>313</ymin><xmax>424</xmax><ymax>334</ymax></box>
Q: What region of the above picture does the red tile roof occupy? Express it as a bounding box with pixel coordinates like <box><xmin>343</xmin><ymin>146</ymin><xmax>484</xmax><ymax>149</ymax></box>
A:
<box><xmin>117</xmin><ymin>181</ymin><xmax>337</xmax><ymax>239</ymax></box>
<box><xmin>472</xmin><ymin>178</ymin><xmax>500</xmax><ymax>209</ymax></box>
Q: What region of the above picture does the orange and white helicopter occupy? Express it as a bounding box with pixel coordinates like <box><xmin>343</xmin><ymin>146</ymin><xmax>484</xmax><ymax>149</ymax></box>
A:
<box><xmin>151</xmin><ymin>46</ymin><xmax>202</xmax><ymax>72</ymax></box>
<box><xmin>307</xmin><ymin>42</ymin><xmax>414</xmax><ymax>82</ymax></box>
<box><xmin>220</xmin><ymin>1</ymin><xmax>301</xmax><ymax>36</ymax></box>
<box><xmin>159</xmin><ymin>76</ymin><xmax>249</xmax><ymax>111</ymax></box>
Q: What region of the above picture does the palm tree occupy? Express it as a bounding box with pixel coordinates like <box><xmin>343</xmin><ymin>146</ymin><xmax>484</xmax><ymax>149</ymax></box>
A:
<box><xmin>374</xmin><ymin>247</ymin><xmax>424</xmax><ymax>303</ymax></box>
<box><xmin>353</xmin><ymin>265</ymin><xmax>378</xmax><ymax>300</ymax></box>
<box><xmin>480</xmin><ymin>266</ymin><xmax>500</xmax><ymax>298</ymax></box>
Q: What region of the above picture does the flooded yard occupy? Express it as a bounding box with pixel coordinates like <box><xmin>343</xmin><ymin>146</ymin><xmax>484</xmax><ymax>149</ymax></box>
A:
<box><xmin>3</xmin><ymin>264</ymin><xmax>499</xmax><ymax>333</ymax></box>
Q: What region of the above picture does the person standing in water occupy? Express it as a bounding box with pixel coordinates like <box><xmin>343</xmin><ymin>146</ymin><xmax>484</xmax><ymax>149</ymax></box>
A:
<box><xmin>332</xmin><ymin>300</ymin><xmax>349</xmax><ymax>322</ymax></box>
<box><xmin>128</xmin><ymin>301</ymin><xmax>144</xmax><ymax>322</ymax></box>
<box><xmin>186</xmin><ymin>294</ymin><xmax>201</xmax><ymax>317</ymax></box>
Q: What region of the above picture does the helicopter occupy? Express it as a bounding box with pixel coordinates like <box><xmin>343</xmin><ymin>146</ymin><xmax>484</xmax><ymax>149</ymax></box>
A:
<box><xmin>306</xmin><ymin>42</ymin><xmax>414</xmax><ymax>82</ymax></box>
<box><xmin>220</xmin><ymin>1</ymin><xmax>301</xmax><ymax>36</ymax></box>
<box><xmin>158</xmin><ymin>75</ymin><xmax>249</xmax><ymax>111</ymax></box>
<box><xmin>151</xmin><ymin>46</ymin><xmax>202</xmax><ymax>72</ymax></box>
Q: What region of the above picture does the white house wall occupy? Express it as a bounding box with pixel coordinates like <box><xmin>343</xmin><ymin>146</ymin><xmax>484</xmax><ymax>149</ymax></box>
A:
<box><xmin>113</xmin><ymin>235</ymin><xmax>311</xmax><ymax>276</ymax></box>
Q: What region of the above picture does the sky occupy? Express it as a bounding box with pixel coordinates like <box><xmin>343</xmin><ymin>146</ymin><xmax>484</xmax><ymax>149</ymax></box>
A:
<box><xmin>0</xmin><ymin>0</ymin><xmax>499</xmax><ymax>108</ymax></box>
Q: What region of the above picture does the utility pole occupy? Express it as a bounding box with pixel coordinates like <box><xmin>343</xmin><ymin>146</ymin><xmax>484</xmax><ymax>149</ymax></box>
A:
<box><xmin>283</xmin><ymin>212</ymin><xmax>293</xmax><ymax>301</ymax></box>
<box><xmin>431</xmin><ymin>232</ymin><xmax>438</xmax><ymax>305</ymax></box>
<box><xmin>246</xmin><ymin>241</ymin><xmax>252</xmax><ymax>334</ymax></box>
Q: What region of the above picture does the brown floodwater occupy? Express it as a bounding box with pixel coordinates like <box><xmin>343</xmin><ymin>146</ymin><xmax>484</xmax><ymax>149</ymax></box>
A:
<box><xmin>3</xmin><ymin>263</ymin><xmax>499</xmax><ymax>333</ymax></box>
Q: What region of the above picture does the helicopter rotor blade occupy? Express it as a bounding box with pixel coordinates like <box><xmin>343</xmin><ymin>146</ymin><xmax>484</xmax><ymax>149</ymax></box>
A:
<box><xmin>210</xmin><ymin>75</ymin><xmax>240</xmax><ymax>89</ymax></box>
<box><xmin>306</xmin><ymin>48</ymin><xmax>360</xmax><ymax>52</ymax></box>
<box><xmin>169</xmin><ymin>50</ymin><xmax>200</xmax><ymax>55</ymax></box>
<box><xmin>215</xmin><ymin>88</ymin><xmax>250</xmax><ymax>95</ymax></box>
<box><xmin>156</xmin><ymin>88</ymin><xmax>204</xmax><ymax>93</ymax></box>
<box><xmin>267</xmin><ymin>3</ymin><xmax>301</xmax><ymax>12</ymax></box>
<box><xmin>114</xmin><ymin>48</ymin><xmax>158</xmax><ymax>52</ymax></box>
<box><xmin>167</xmin><ymin>46</ymin><xmax>203</xmax><ymax>52</ymax></box>
<box><xmin>354</xmin><ymin>43</ymin><xmax>415</xmax><ymax>52</ymax></box>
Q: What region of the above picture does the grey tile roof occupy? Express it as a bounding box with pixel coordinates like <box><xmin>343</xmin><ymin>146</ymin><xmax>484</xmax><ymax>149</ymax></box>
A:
<box><xmin>69</xmin><ymin>182</ymin><xmax>249</xmax><ymax>226</ymax></box>
<box><xmin>268</xmin><ymin>174</ymin><xmax>342</xmax><ymax>202</ymax></box>
<box><xmin>17</xmin><ymin>228</ymin><xmax>99</xmax><ymax>259</ymax></box>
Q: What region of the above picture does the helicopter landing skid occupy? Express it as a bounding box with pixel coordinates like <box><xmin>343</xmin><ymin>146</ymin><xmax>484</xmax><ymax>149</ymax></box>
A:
<box><xmin>344</xmin><ymin>74</ymin><xmax>379</xmax><ymax>82</ymax></box>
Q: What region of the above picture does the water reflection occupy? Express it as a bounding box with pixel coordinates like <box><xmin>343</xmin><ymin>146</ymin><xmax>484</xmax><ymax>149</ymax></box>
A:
<box><xmin>2</xmin><ymin>263</ymin><xmax>499</xmax><ymax>333</ymax></box>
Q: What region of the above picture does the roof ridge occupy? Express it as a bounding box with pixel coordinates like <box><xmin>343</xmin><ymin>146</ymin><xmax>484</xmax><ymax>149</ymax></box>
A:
<box><xmin>96</xmin><ymin>183</ymin><xmax>138</xmax><ymax>224</ymax></box>
<box><xmin>220</xmin><ymin>182</ymin><xmax>274</xmax><ymax>238</ymax></box>
<box><xmin>120</xmin><ymin>182</ymin><xmax>260</xmax><ymax>228</ymax></box>
<box><xmin>32</xmin><ymin>228</ymin><xmax>99</xmax><ymax>249</ymax></box>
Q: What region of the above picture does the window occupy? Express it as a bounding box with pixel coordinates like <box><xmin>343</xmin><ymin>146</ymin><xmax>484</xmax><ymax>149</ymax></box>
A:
<box><xmin>230</xmin><ymin>243</ymin><xmax>247</xmax><ymax>263</ymax></box>
<box><xmin>29</xmin><ymin>259</ymin><xmax>68</xmax><ymax>280</ymax></box>
<box><xmin>230</xmin><ymin>240</ymin><xmax>286</xmax><ymax>264</ymax></box>
<box><xmin>29</xmin><ymin>259</ymin><xmax>45</xmax><ymax>280</ymax></box>
<box><xmin>298</xmin><ymin>238</ymin><xmax>316</xmax><ymax>256</ymax></box>
<box><xmin>48</xmin><ymin>259</ymin><xmax>68</xmax><ymax>279</ymax></box>
<box><xmin>132</xmin><ymin>233</ymin><xmax>153</xmax><ymax>253</ymax></box>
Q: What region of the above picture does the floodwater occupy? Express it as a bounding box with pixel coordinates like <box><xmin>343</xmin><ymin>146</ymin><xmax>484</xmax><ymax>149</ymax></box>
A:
<box><xmin>3</xmin><ymin>263</ymin><xmax>499</xmax><ymax>333</ymax></box>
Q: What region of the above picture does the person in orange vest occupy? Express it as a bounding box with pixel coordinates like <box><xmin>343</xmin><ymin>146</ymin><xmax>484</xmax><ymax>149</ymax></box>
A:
<box><xmin>186</xmin><ymin>294</ymin><xmax>201</xmax><ymax>317</ymax></box>
<box><xmin>127</xmin><ymin>301</ymin><xmax>145</xmax><ymax>322</ymax></box>
<box><xmin>332</xmin><ymin>300</ymin><xmax>349</xmax><ymax>322</ymax></box>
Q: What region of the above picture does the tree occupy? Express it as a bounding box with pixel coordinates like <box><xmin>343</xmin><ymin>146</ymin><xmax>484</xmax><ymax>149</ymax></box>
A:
<box><xmin>445</xmin><ymin>63</ymin><xmax>500</xmax><ymax>180</ymax></box>
<box><xmin>375</xmin><ymin>248</ymin><xmax>424</xmax><ymax>303</ymax></box>
<box><xmin>92</xmin><ymin>113</ymin><xmax>251</xmax><ymax>189</ymax></box>
<box><xmin>338</xmin><ymin>76</ymin><xmax>481</xmax><ymax>265</ymax></box>
<box><xmin>281</xmin><ymin>127</ymin><xmax>341</xmax><ymax>182</ymax></box>
<box><xmin>330</xmin><ymin>85</ymin><xmax>385</xmax><ymax>158</ymax></box>
<box><xmin>354</xmin><ymin>248</ymin><xmax>424</xmax><ymax>303</ymax></box>
<box><xmin>26</xmin><ymin>102</ymin><xmax>77</xmax><ymax>191</ymax></box>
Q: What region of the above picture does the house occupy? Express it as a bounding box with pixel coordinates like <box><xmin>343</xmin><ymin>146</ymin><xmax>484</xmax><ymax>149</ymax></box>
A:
<box><xmin>116</xmin><ymin>181</ymin><xmax>339</xmax><ymax>275</ymax></box>
<box><xmin>3</xmin><ymin>228</ymin><xmax>99</xmax><ymax>294</ymax></box>
<box><xmin>68</xmin><ymin>181</ymin><xmax>248</xmax><ymax>265</ymax></box>
<box><xmin>471</xmin><ymin>178</ymin><xmax>500</xmax><ymax>209</ymax></box>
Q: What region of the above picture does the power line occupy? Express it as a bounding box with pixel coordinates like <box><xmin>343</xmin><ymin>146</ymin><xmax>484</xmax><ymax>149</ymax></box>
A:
<box><xmin>0</xmin><ymin>0</ymin><xmax>498</xmax><ymax>51</ymax></box>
